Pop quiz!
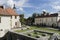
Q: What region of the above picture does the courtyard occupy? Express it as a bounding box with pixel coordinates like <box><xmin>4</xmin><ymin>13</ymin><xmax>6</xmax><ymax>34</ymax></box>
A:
<box><xmin>15</xmin><ymin>26</ymin><xmax>60</xmax><ymax>34</ymax></box>
<box><xmin>10</xmin><ymin>25</ymin><xmax>60</xmax><ymax>40</ymax></box>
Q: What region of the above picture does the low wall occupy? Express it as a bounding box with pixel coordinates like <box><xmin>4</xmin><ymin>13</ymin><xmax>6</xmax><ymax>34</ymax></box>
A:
<box><xmin>7</xmin><ymin>31</ymin><xmax>36</xmax><ymax>40</ymax></box>
<box><xmin>0</xmin><ymin>32</ymin><xmax>9</xmax><ymax>40</ymax></box>
<box><xmin>34</xmin><ymin>30</ymin><xmax>53</xmax><ymax>35</ymax></box>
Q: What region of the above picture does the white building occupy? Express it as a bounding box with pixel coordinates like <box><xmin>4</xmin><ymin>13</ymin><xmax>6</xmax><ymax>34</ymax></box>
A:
<box><xmin>34</xmin><ymin>11</ymin><xmax>60</xmax><ymax>27</ymax></box>
<box><xmin>0</xmin><ymin>6</ymin><xmax>21</xmax><ymax>37</ymax></box>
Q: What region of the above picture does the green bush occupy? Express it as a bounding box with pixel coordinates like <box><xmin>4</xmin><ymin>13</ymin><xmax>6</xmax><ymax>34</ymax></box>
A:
<box><xmin>27</xmin><ymin>34</ymin><xmax>31</xmax><ymax>36</ymax></box>
<box><xmin>35</xmin><ymin>36</ymin><xmax>40</xmax><ymax>38</ymax></box>
<box><xmin>34</xmin><ymin>30</ymin><xmax>37</xmax><ymax>34</ymax></box>
<box><xmin>41</xmin><ymin>34</ymin><xmax>46</xmax><ymax>36</ymax></box>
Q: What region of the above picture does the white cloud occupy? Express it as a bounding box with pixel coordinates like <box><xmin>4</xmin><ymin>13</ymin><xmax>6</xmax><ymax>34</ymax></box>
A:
<box><xmin>52</xmin><ymin>5</ymin><xmax>60</xmax><ymax>10</ymax></box>
<box><xmin>14</xmin><ymin>0</ymin><xmax>28</xmax><ymax>11</ymax></box>
<box><xmin>0</xmin><ymin>0</ymin><xmax>14</xmax><ymax>8</ymax></box>
<box><xmin>14</xmin><ymin>0</ymin><xmax>28</xmax><ymax>7</ymax></box>
<box><xmin>0</xmin><ymin>0</ymin><xmax>7</xmax><ymax>5</ymax></box>
<box><xmin>0</xmin><ymin>0</ymin><xmax>30</xmax><ymax>11</ymax></box>
<box><xmin>7</xmin><ymin>0</ymin><xmax>14</xmax><ymax>8</ymax></box>
<box><xmin>51</xmin><ymin>1</ymin><xmax>60</xmax><ymax>10</ymax></box>
<box><xmin>25</xmin><ymin>14</ymin><xmax>32</xmax><ymax>18</ymax></box>
<box><xmin>42</xmin><ymin>9</ymin><xmax>47</xmax><ymax>12</ymax></box>
<box><xmin>17</xmin><ymin>7</ymin><xmax>24</xmax><ymax>12</ymax></box>
<box><xmin>19</xmin><ymin>8</ymin><xmax>24</xmax><ymax>11</ymax></box>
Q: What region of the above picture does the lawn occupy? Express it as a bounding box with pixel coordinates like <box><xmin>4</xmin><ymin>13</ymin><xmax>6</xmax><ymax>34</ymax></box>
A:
<box><xmin>15</xmin><ymin>26</ymin><xmax>37</xmax><ymax>32</ymax></box>
<box><xmin>26</xmin><ymin>31</ymin><xmax>50</xmax><ymax>38</ymax></box>
<box><xmin>15</xmin><ymin>26</ymin><xmax>60</xmax><ymax>34</ymax></box>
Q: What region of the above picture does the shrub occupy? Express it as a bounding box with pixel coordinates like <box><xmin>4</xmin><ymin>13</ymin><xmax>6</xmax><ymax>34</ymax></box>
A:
<box><xmin>21</xmin><ymin>29</ymin><xmax>23</xmax><ymax>30</ymax></box>
<box><xmin>34</xmin><ymin>32</ymin><xmax>37</xmax><ymax>34</ymax></box>
<box><xmin>42</xmin><ymin>34</ymin><xmax>46</xmax><ymax>36</ymax></box>
<box><xmin>27</xmin><ymin>28</ymin><xmax>29</xmax><ymax>29</ymax></box>
<box><xmin>34</xmin><ymin>30</ymin><xmax>37</xmax><ymax>34</ymax></box>
<box><xmin>35</xmin><ymin>36</ymin><xmax>40</xmax><ymax>38</ymax></box>
<box><xmin>27</xmin><ymin>34</ymin><xmax>31</xmax><ymax>36</ymax></box>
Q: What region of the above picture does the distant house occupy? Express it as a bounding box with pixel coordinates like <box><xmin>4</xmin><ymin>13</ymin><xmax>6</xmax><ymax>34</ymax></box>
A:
<box><xmin>0</xmin><ymin>5</ymin><xmax>21</xmax><ymax>37</ymax></box>
<box><xmin>34</xmin><ymin>11</ymin><xmax>60</xmax><ymax>27</ymax></box>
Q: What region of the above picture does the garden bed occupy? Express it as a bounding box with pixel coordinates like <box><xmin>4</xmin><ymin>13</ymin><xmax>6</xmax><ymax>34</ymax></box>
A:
<box><xmin>24</xmin><ymin>30</ymin><xmax>53</xmax><ymax>38</ymax></box>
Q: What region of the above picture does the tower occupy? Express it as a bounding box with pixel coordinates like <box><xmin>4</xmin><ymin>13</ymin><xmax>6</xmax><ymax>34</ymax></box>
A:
<box><xmin>13</xmin><ymin>4</ymin><xmax>16</xmax><ymax>9</ymax></box>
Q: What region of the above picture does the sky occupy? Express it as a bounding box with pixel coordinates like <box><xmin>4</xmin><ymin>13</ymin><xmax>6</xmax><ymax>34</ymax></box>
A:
<box><xmin>0</xmin><ymin>0</ymin><xmax>60</xmax><ymax>18</ymax></box>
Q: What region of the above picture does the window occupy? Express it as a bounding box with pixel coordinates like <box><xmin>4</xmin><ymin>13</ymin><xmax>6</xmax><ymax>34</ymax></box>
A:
<box><xmin>40</xmin><ymin>19</ymin><xmax>41</xmax><ymax>21</ymax></box>
<box><xmin>51</xmin><ymin>18</ymin><xmax>53</xmax><ymax>21</ymax></box>
<box><xmin>11</xmin><ymin>16</ymin><xmax>12</xmax><ymax>19</ymax></box>
<box><xmin>46</xmin><ymin>18</ymin><xmax>47</xmax><ymax>22</ymax></box>
<box><xmin>15</xmin><ymin>16</ymin><xmax>17</xmax><ymax>19</ymax></box>
<box><xmin>0</xmin><ymin>17</ymin><xmax>1</xmax><ymax>23</ymax></box>
<box><xmin>15</xmin><ymin>22</ymin><xmax>17</xmax><ymax>25</ymax></box>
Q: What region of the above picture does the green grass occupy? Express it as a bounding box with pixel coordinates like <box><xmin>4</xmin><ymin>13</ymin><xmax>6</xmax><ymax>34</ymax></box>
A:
<box><xmin>15</xmin><ymin>26</ymin><xmax>60</xmax><ymax>38</ymax></box>
<box><xmin>15</xmin><ymin>26</ymin><xmax>60</xmax><ymax>34</ymax></box>
<box><xmin>15</xmin><ymin>26</ymin><xmax>37</xmax><ymax>32</ymax></box>
<box><xmin>37</xmin><ymin>27</ymin><xmax>60</xmax><ymax>34</ymax></box>
<box><xmin>29</xmin><ymin>26</ymin><xmax>60</xmax><ymax>34</ymax></box>
<box><xmin>15</xmin><ymin>29</ymin><xmax>28</xmax><ymax>33</ymax></box>
<box><xmin>25</xmin><ymin>31</ymin><xmax>51</xmax><ymax>38</ymax></box>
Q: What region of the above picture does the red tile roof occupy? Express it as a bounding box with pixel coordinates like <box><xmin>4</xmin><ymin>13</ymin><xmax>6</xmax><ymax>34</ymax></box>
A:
<box><xmin>0</xmin><ymin>7</ymin><xmax>19</xmax><ymax>16</ymax></box>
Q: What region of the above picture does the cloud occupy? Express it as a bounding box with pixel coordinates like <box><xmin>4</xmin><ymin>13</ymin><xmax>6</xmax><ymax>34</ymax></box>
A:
<box><xmin>42</xmin><ymin>9</ymin><xmax>47</xmax><ymax>12</ymax></box>
<box><xmin>17</xmin><ymin>7</ymin><xmax>24</xmax><ymax>12</ymax></box>
<box><xmin>0</xmin><ymin>0</ymin><xmax>7</xmax><ymax>5</ymax></box>
<box><xmin>14</xmin><ymin>0</ymin><xmax>28</xmax><ymax>7</ymax></box>
<box><xmin>7</xmin><ymin>0</ymin><xmax>14</xmax><ymax>8</ymax></box>
<box><xmin>50</xmin><ymin>1</ymin><xmax>60</xmax><ymax>10</ymax></box>
<box><xmin>14</xmin><ymin>0</ymin><xmax>29</xmax><ymax>11</ymax></box>
<box><xmin>52</xmin><ymin>5</ymin><xmax>60</xmax><ymax>10</ymax></box>
<box><xmin>19</xmin><ymin>8</ymin><xmax>24</xmax><ymax>11</ymax></box>
<box><xmin>0</xmin><ymin>0</ymin><xmax>30</xmax><ymax>11</ymax></box>
<box><xmin>24</xmin><ymin>13</ymin><xmax>32</xmax><ymax>18</ymax></box>
<box><xmin>0</xmin><ymin>0</ymin><xmax>14</xmax><ymax>8</ymax></box>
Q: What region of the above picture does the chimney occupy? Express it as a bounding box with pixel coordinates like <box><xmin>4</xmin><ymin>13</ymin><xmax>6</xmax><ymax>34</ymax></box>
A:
<box><xmin>0</xmin><ymin>5</ymin><xmax>5</xmax><ymax>9</ymax></box>
<box><xmin>0</xmin><ymin>6</ymin><xmax>4</xmax><ymax>9</ymax></box>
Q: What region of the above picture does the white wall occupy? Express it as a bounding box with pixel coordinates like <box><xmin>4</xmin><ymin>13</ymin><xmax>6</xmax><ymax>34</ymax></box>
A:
<box><xmin>0</xmin><ymin>16</ymin><xmax>11</xmax><ymax>37</ymax></box>
<box><xmin>0</xmin><ymin>16</ymin><xmax>11</xmax><ymax>30</ymax></box>
<box><xmin>0</xmin><ymin>16</ymin><xmax>21</xmax><ymax>37</ymax></box>
<box><xmin>35</xmin><ymin>17</ymin><xmax>57</xmax><ymax>26</ymax></box>
<box><xmin>11</xmin><ymin>16</ymin><xmax>21</xmax><ymax>28</ymax></box>
<box><xmin>0</xmin><ymin>16</ymin><xmax>21</xmax><ymax>29</ymax></box>
<box><xmin>57</xmin><ymin>16</ymin><xmax>60</xmax><ymax>27</ymax></box>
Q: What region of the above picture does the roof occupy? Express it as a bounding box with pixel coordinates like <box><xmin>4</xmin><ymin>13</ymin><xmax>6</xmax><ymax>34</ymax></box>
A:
<box><xmin>35</xmin><ymin>13</ymin><xmax>58</xmax><ymax>18</ymax></box>
<box><xmin>0</xmin><ymin>7</ymin><xmax>19</xmax><ymax>16</ymax></box>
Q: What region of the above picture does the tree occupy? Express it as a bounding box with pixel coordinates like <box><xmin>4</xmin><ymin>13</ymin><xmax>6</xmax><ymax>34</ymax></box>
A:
<box><xmin>26</xmin><ymin>17</ymin><xmax>33</xmax><ymax>25</ymax></box>
<box><xmin>19</xmin><ymin>14</ymin><xmax>26</xmax><ymax>24</ymax></box>
<box><xmin>26</xmin><ymin>13</ymin><xmax>39</xmax><ymax>25</ymax></box>
<box><xmin>32</xmin><ymin>13</ymin><xmax>39</xmax><ymax>24</ymax></box>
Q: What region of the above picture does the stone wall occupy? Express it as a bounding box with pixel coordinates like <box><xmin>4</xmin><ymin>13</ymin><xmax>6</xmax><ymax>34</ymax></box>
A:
<box><xmin>7</xmin><ymin>31</ymin><xmax>36</xmax><ymax>40</ymax></box>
